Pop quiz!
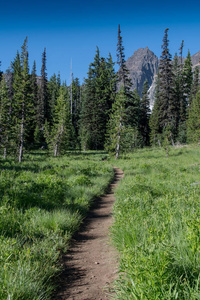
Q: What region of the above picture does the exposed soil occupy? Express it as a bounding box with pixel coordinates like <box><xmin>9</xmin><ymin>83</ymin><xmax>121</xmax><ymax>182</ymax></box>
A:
<box><xmin>55</xmin><ymin>167</ymin><xmax>124</xmax><ymax>300</ymax></box>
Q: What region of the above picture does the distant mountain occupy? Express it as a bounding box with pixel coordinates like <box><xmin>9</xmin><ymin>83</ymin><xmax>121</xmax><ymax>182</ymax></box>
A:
<box><xmin>191</xmin><ymin>51</ymin><xmax>200</xmax><ymax>69</ymax></box>
<box><xmin>125</xmin><ymin>47</ymin><xmax>158</xmax><ymax>97</ymax></box>
<box><xmin>123</xmin><ymin>48</ymin><xmax>200</xmax><ymax>109</ymax></box>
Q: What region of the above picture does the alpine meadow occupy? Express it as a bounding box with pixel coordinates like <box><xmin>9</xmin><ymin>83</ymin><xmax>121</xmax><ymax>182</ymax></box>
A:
<box><xmin>1</xmin><ymin>25</ymin><xmax>200</xmax><ymax>299</ymax></box>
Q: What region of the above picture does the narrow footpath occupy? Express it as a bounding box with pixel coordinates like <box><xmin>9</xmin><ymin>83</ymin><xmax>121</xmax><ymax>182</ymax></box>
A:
<box><xmin>55</xmin><ymin>167</ymin><xmax>124</xmax><ymax>300</ymax></box>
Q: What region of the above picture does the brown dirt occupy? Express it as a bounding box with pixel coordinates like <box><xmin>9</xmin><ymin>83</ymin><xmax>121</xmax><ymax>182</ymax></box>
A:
<box><xmin>55</xmin><ymin>167</ymin><xmax>124</xmax><ymax>300</ymax></box>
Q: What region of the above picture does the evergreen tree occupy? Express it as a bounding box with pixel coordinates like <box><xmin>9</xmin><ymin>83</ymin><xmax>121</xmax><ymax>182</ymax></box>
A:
<box><xmin>117</xmin><ymin>24</ymin><xmax>132</xmax><ymax>96</ymax></box>
<box><xmin>12</xmin><ymin>38</ymin><xmax>32</xmax><ymax>162</ymax></box>
<box><xmin>71</xmin><ymin>77</ymin><xmax>81</xmax><ymax>145</ymax></box>
<box><xmin>158</xmin><ymin>28</ymin><xmax>176</xmax><ymax>143</ymax></box>
<box><xmin>190</xmin><ymin>66</ymin><xmax>199</xmax><ymax>102</ymax></box>
<box><xmin>0</xmin><ymin>75</ymin><xmax>12</xmax><ymax>158</ymax></box>
<box><xmin>48</xmin><ymin>73</ymin><xmax>60</xmax><ymax>126</ymax></box>
<box><xmin>182</xmin><ymin>50</ymin><xmax>193</xmax><ymax>114</ymax></box>
<box><xmin>172</xmin><ymin>53</ymin><xmax>183</xmax><ymax>141</ymax></box>
<box><xmin>187</xmin><ymin>91</ymin><xmax>200</xmax><ymax>143</ymax></box>
<box><xmin>179</xmin><ymin>40</ymin><xmax>184</xmax><ymax>67</ymax></box>
<box><xmin>36</xmin><ymin>48</ymin><xmax>50</xmax><ymax>146</ymax></box>
<box><xmin>106</xmin><ymin>53</ymin><xmax>117</xmax><ymax>109</ymax></box>
<box><xmin>80</xmin><ymin>48</ymin><xmax>116</xmax><ymax>150</ymax></box>
<box><xmin>26</xmin><ymin>60</ymin><xmax>38</xmax><ymax>146</ymax></box>
<box><xmin>140</xmin><ymin>80</ymin><xmax>151</xmax><ymax>146</ymax></box>
<box><xmin>106</xmin><ymin>87</ymin><xmax>126</xmax><ymax>159</ymax></box>
<box><xmin>0</xmin><ymin>61</ymin><xmax>3</xmax><ymax>82</ymax></box>
<box><xmin>44</xmin><ymin>86</ymin><xmax>73</xmax><ymax>156</ymax></box>
<box><xmin>116</xmin><ymin>25</ymin><xmax>142</xmax><ymax>149</ymax></box>
<box><xmin>80</xmin><ymin>48</ymin><xmax>100</xmax><ymax>150</ymax></box>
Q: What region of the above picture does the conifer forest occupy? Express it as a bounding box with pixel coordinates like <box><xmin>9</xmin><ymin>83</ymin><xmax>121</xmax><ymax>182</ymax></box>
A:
<box><xmin>1</xmin><ymin>26</ymin><xmax>200</xmax><ymax>299</ymax></box>
<box><xmin>0</xmin><ymin>27</ymin><xmax>199</xmax><ymax>160</ymax></box>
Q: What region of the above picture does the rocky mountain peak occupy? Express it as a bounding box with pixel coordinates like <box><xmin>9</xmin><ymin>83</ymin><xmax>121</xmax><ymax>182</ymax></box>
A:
<box><xmin>125</xmin><ymin>47</ymin><xmax>158</xmax><ymax>97</ymax></box>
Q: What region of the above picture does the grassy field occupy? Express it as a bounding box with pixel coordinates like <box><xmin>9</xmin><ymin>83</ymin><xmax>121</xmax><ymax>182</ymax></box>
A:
<box><xmin>111</xmin><ymin>145</ymin><xmax>200</xmax><ymax>299</ymax></box>
<box><xmin>0</xmin><ymin>151</ymin><xmax>114</xmax><ymax>300</ymax></box>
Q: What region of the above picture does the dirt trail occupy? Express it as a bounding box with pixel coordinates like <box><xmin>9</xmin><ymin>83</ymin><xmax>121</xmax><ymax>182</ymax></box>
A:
<box><xmin>55</xmin><ymin>167</ymin><xmax>124</xmax><ymax>300</ymax></box>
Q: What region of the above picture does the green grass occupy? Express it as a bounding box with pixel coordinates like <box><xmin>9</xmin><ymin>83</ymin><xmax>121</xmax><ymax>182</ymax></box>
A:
<box><xmin>0</xmin><ymin>151</ymin><xmax>114</xmax><ymax>300</ymax></box>
<box><xmin>111</xmin><ymin>145</ymin><xmax>200</xmax><ymax>299</ymax></box>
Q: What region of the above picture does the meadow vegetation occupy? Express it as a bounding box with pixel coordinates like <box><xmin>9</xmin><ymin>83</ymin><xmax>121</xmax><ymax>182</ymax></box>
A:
<box><xmin>111</xmin><ymin>145</ymin><xmax>200</xmax><ymax>299</ymax></box>
<box><xmin>0</xmin><ymin>151</ymin><xmax>113</xmax><ymax>300</ymax></box>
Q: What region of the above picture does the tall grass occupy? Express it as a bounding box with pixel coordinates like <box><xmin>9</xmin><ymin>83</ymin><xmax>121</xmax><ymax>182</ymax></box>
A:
<box><xmin>0</xmin><ymin>151</ymin><xmax>114</xmax><ymax>299</ymax></box>
<box><xmin>111</xmin><ymin>145</ymin><xmax>200</xmax><ymax>299</ymax></box>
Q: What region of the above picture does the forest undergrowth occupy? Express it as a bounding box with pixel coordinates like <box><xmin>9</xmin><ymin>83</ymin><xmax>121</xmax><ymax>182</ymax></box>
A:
<box><xmin>111</xmin><ymin>145</ymin><xmax>200</xmax><ymax>299</ymax></box>
<box><xmin>0</xmin><ymin>151</ymin><xmax>114</xmax><ymax>300</ymax></box>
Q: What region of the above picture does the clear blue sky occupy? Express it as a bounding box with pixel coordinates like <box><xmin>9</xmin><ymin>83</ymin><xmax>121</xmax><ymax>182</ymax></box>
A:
<box><xmin>0</xmin><ymin>0</ymin><xmax>200</xmax><ymax>84</ymax></box>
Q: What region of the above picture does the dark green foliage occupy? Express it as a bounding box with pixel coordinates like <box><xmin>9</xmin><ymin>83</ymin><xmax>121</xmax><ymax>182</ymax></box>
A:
<box><xmin>172</xmin><ymin>53</ymin><xmax>185</xmax><ymax>141</ymax></box>
<box><xmin>48</xmin><ymin>73</ymin><xmax>60</xmax><ymax>126</ymax></box>
<box><xmin>106</xmin><ymin>87</ymin><xmax>126</xmax><ymax>158</ymax></box>
<box><xmin>159</xmin><ymin>29</ymin><xmax>176</xmax><ymax>134</ymax></box>
<box><xmin>0</xmin><ymin>75</ymin><xmax>12</xmax><ymax>158</ymax></box>
<box><xmin>182</xmin><ymin>50</ymin><xmax>193</xmax><ymax>109</ymax></box>
<box><xmin>140</xmin><ymin>80</ymin><xmax>151</xmax><ymax>146</ymax></box>
<box><xmin>191</xmin><ymin>66</ymin><xmax>199</xmax><ymax>101</ymax></box>
<box><xmin>36</xmin><ymin>48</ymin><xmax>50</xmax><ymax>146</ymax></box>
<box><xmin>80</xmin><ymin>48</ymin><xmax>116</xmax><ymax>150</ymax></box>
<box><xmin>71</xmin><ymin>77</ymin><xmax>81</xmax><ymax>146</ymax></box>
<box><xmin>25</xmin><ymin>60</ymin><xmax>38</xmax><ymax>147</ymax></box>
<box><xmin>0</xmin><ymin>61</ymin><xmax>3</xmax><ymax>82</ymax></box>
<box><xmin>11</xmin><ymin>38</ymin><xmax>33</xmax><ymax>161</ymax></box>
<box><xmin>117</xmin><ymin>25</ymin><xmax>132</xmax><ymax>96</ymax></box>
<box><xmin>187</xmin><ymin>91</ymin><xmax>200</xmax><ymax>143</ymax></box>
<box><xmin>44</xmin><ymin>86</ymin><xmax>74</xmax><ymax>156</ymax></box>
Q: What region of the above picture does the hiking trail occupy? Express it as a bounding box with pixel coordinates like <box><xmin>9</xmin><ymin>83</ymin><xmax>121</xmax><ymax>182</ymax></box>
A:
<box><xmin>56</xmin><ymin>167</ymin><xmax>124</xmax><ymax>300</ymax></box>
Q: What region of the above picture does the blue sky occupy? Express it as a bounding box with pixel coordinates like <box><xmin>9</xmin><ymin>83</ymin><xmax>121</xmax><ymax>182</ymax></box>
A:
<box><xmin>0</xmin><ymin>0</ymin><xmax>200</xmax><ymax>84</ymax></box>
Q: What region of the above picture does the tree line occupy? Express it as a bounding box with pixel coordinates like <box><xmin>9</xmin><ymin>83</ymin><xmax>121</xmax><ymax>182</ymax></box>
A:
<box><xmin>0</xmin><ymin>27</ymin><xmax>199</xmax><ymax>161</ymax></box>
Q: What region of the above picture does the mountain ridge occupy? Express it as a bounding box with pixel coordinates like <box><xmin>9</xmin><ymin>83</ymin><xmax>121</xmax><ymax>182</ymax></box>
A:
<box><xmin>124</xmin><ymin>48</ymin><xmax>200</xmax><ymax>108</ymax></box>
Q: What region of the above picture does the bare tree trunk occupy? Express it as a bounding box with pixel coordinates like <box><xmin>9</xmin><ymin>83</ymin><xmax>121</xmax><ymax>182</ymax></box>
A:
<box><xmin>3</xmin><ymin>147</ymin><xmax>7</xmax><ymax>159</ymax></box>
<box><xmin>54</xmin><ymin>143</ymin><xmax>58</xmax><ymax>157</ymax></box>
<box><xmin>170</xmin><ymin>132</ymin><xmax>175</xmax><ymax>146</ymax></box>
<box><xmin>54</xmin><ymin>123</ymin><xmax>64</xmax><ymax>157</ymax></box>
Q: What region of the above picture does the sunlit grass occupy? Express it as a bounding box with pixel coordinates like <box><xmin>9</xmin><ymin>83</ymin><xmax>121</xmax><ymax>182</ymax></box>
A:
<box><xmin>111</xmin><ymin>145</ymin><xmax>200</xmax><ymax>299</ymax></box>
<box><xmin>0</xmin><ymin>151</ymin><xmax>114</xmax><ymax>300</ymax></box>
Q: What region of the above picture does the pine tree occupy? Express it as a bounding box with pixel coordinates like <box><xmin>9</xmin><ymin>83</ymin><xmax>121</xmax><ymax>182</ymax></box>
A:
<box><xmin>140</xmin><ymin>80</ymin><xmax>151</xmax><ymax>146</ymax></box>
<box><xmin>187</xmin><ymin>91</ymin><xmax>200</xmax><ymax>143</ymax></box>
<box><xmin>0</xmin><ymin>75</ymin><xmax>12</xmax><ymax>158</ymax></box>
<box><xmin>158</xmin><ymin>28</ymin><xmax>176</xmax><ymax>143</ymax></box>
<box><xmin>80</xmin><ymin>48</ymin><xmax>116</xmax><ymax>150</ymax></box>
<box><xmin>80</xmin><ymin>48</ymin><xmax>100</xmax><ymax>150</ymax></box>
<box><xmin>36</xmin><ymin>48</ymin><xmax>50</xmax><ymax>146</ymax></box>
<box><xmin>159</xmin><ymin>29</ymin><xmax>175</xmax><ymax>127</ymax></box>
<box><xmin>44</xmin><ymin>86</ymin><xmax>73</xmax><ymax>156</ymax></box>
<box><xmin>12</xmin><ymin>38</ymin><xmax>32</xmax><ymax>162</ymax></box>
<box><xmin>172</xmin><ymin>53</ymin><xmax>183</xmax><ymax>140</ymax></box>
<box><xmin>117</xmin><ymin>24</ymin><xmax>132</xmax><ymax>96</ymax></box>
<box><xmin>179</xmin><ymin>40</ymin><xmax>184</xmax><ymax>67</ymax></box>
<box><xmin>0</xmin><ymin>61</ymin><xmax>3</xmax><ymax>82</ymax></box>
<box><xmin>71</xmin><ymin>77</ymin><xmax>81</xmax><ymax>145</ymax></box>
<box><xmin>191</xmin><ymin>66</ymin><xmax>200</xmax><ymax>100</ymax></box>
<box><xmin>48</xmin><ymin>73</ymin><xmax>60</xmax><ymax>126</ymax></box>
<box><xmin>26</xmin><ymin>60</ymin><xmax>38</xmax><ymax>146</ymax></box>
<box><xmin>182</xmin><ymin>50</ymin><xmax>193</xmax><ymax>115</ymax></box>
<box><xmin>106</xmin><ymin>87</ymin><xmax>126</xmax><ymax>159</ymax></box>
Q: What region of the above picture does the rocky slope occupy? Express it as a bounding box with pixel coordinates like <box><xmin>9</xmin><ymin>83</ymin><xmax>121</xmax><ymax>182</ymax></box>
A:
<box><xmin>124</xmin><ymin>48</ymin><xmax>200</xmax><ymax>108</ymax></box>
<box><xmin>125</xmin><ymin>47</ymin><xmax>158</xmax><ymax>97</ymax></box>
